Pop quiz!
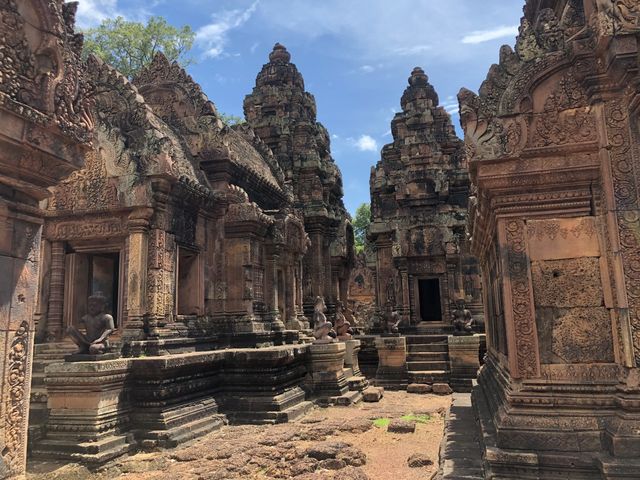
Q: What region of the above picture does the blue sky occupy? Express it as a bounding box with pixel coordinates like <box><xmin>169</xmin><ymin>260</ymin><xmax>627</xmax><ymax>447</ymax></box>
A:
<box><xmin>75</xmin><ymin>0</ymin><xmax>524</xmax><ymax>216</ymax></box>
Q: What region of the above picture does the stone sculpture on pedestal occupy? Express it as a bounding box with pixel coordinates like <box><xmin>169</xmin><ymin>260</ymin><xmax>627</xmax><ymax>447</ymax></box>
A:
<box><xmin>335</xmin><ymin>301</ymin><xmax>353</xmax><ymax>340</ymax></box>
<box><xmin>451</xmin><ymin>300</ymin><xmax>474</xmax><ymax>335</ymax></box>
<box><xmin>312</xmin><ymin>296</ymin><xmax>336</xmax><ymax>343</ymax></box>
<box><xmin>383</xmin><ymin>308</ymin><xmax>401</xmax><ymax>335</ymax></box>
<box><xmin>67</xmin><ymin>293</ymin><xmax>115</xmax><ymax>356</ymax></box>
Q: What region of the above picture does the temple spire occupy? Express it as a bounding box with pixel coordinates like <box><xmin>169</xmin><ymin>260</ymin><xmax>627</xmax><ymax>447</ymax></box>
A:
<box><xmin>269</xmin><ymin>43</ymin><xmax>291</xmax><ymax>63</ymax></box>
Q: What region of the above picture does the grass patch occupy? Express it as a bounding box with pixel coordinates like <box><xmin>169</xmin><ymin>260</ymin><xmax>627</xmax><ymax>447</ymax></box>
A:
<box><xmin>401</xmin><ymin>414</ymin><xmax>431</xmax><ymax>424</ymax></box>
<box><xmin>372</xmin><ymin>417</ymin><xmax>391</xmax><ymax>428</ymax></box>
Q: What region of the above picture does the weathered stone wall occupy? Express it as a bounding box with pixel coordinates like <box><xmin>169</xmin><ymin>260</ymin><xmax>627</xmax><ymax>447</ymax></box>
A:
<box><xmin>460</xmin><ymin>0</ymin><xmax>640</xmax><ymax>477</ymax></box>
<box><xmin>0</xmin><ymin>1</ymin><xmax>92</xmax><ymax>477</ymax></box>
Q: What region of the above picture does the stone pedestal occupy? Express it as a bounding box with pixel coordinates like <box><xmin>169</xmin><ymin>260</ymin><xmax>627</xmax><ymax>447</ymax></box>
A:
<box><xmin>447</xmin><ymin>334</ymin><xmax>480</xmax><ymax>392</ymax></box>
<box><xmin>374</xmin><ymin>335</ymin><xmax>408</xmax><ymax>390</ymax></box>
<box><xmin>220</xmin><ymin>345</ymin><xmax>312</xmax><ymax>424</ymax></box>
<box><xmin>344</xmin><ymin>339</ymin><xmax>362</xmax><ymax>376</ymax></box>
<box><xmin>307</xmin><ymin>342</ymin><xmax>349</xmax><ymax>399</ymax></box>
<box><xmin>33</xmin><ymin>359</ymin><xmax>134</xmax><ymax>465</ymax></box>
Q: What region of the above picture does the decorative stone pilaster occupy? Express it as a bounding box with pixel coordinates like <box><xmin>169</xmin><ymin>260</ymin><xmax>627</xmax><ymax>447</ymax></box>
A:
<box><xmin>374</xmin><ymin>336</ymin><xmax>408</xmax><ymax>390</ymax></box>
<box><xmin>46</xmin><ymin>241</ymin><xmax>66</xmax><ymax>340</ymax></box>
<box><xmin>268</xmin><ymin>252</ymin><xmax>285</xmax><ymax>331</ymax></box>
<box><xmin>122</xmin><ymin>208</ymin><xmax>153</xmax><ymax>341</ymax></box>
<box><xmin>447</xmin><ymin>334</ymin><xmax>480</xmax><ymax>393</ymax></box>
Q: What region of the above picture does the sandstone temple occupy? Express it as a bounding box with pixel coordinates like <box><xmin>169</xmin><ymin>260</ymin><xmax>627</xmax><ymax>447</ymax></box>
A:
<box><xmin>1</xmin><ymin>0</ymin><xmax>640</xmax><ymax>479</ymax></box>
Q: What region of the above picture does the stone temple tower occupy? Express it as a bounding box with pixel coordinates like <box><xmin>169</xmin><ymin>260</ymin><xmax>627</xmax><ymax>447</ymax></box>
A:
<box><xmin>244</xmin><ymin>44</ymin><xmax>354</xmax><ymax>317</ymax></box>
<box><xmin>369</xmin><ymin>67</ymin><xmax>483</xmax><ymax>331</ymax></box>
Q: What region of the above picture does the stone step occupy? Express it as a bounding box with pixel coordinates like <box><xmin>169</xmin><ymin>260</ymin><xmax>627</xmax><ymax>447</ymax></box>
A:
<box><xmin>34</xmin><ymin>342</ymin><xmax>76</xmax><ymax>353</ymax></box>
<box><xmin>33</xmin><ymin>353</ymin><xmax>71</xmax><ymax>362</ymax></box>
<box><xmin>409</xmin><ymin>370</ymin><xmax>450</xmax><ymax>384</ymax></box>
<box><xmin>407</xmin><ymin>360</ymin><xmax>449</xmax><ymax>371</ymax></box>
<box><xmin>406</xmin><ymin>335</ymin><xmax>448</xmax><ymax>345</ymax></box>
<box><xmin>408</xmin><ymin>343</ymin><xmax>449</xmax><ymax>353</ymax></box>
<box><xmin>32</xmin><ymin>434</ymin><xmax>133</xmax><ymax>466</ymax></box>
<box><xmin>31</xmin><ymin>360</ymin><xmax>63</xmax><ymax>373</ymax></box>
<box><xmin>407</xmin><ymin>352</ymin><xmax>449</xmax><ymax>361</ymax></box>
<box><xmin>136</xmin><ymin>414</ymin><xmax>226</xmax><ymax>449</ymax></box>
<box><xmin>347</xmin><ymin>375</ymin><xmax>368</xmax><ymax>392</ymax></box>
<box><xmin>28</xmin><ymin>402</ymin><xmax>49</xmax><ymax>424</ymax></box>
<box><xmin>30</xmin><ymin>372</ymin><xmax>46</xmax><ymax>388</ymax></box>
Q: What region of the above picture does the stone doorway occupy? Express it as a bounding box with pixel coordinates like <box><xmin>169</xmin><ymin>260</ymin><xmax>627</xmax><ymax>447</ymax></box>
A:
<box><xmin>176</xmin><ymin>246</ymin><xmax>203</xmax><ymax>316</ymax></box>
<box><xmin>64</xmin><ymin>251</ymin><xmax>121</xmax><ymax>328</ymax></box>
<box><xmin>418</xmin><ymin>278</ymin><xmax>442</xmax><ymax>322</ymax></box>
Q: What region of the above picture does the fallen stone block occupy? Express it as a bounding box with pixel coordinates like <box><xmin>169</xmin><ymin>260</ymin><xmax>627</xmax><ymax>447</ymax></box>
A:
<box><xmin>407</xmin><ymin>453</ymin><xmax>433</xmax><ymax>468</ymax></box>
<box><xmin>362</xmin><ymin>386</ymin><xmax>384</xmax><ymax>402</ymax></box>
<box><xmin>432</xmin><ymin>383</ymin><xmax>453</xmax><ymax>395</ymax></box>
<box><xmin>388</xmin><ymin>419</ymin><xmax>416</xmax><ymax>433</ymax></box>
<box><xmin>407</xmin><ymin>383</ymin><xmax>432</xmax><ymax>394</ymax></box>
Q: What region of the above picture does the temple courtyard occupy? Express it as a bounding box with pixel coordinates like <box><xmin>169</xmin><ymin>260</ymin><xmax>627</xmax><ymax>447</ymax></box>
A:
<box><xmin>26</xmin><ymin>391</ymin><xmax>456</xmax><ymax>480</ymax></box>
<box><xmin>3</xmin><ymin>1</ymin><xmax>640</xmax><ymax>479</ymax></box>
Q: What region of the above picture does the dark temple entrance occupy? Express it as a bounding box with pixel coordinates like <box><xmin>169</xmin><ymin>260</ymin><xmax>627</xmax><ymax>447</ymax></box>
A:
<box><xmin>418</xmin><ymin>278</ymin><xmax>442</xmax><ymax>322</ymax></box>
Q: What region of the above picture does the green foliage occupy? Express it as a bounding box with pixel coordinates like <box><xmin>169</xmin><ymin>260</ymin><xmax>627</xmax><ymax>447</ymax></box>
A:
<box><xmin>352</xmin><ymin>203</ymin><xmax>371</xmax><ymax>254</ymax></box>
<box><xmin>372</xmin><ymin>417</ymin><xmax>390</xmax><ymax>428</ymax></box>
<box><xmin>219</xmin><ymin>113</ymin><xmax>246</xmax><ymax>126</ymax></box>
<box><xmin>401</xmin><ymin>414</ymin><xmax>431</xmax><ymax>424</ymax></box>
<box><xmin>83</xmin><ymin>16</ymin><xmax>195</xmax><ymax>78</ymax></box>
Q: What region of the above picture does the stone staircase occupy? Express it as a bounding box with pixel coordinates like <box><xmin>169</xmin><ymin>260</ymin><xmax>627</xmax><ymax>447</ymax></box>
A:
<box><xmin>28</xmin><ymin>342</ymin><xmax>77</xmax><ymax>454</ymax></box>
<box><xmin>406</xmin><ymin>335</ymin><xmax>450</xmax><ymax>385</ymax></box>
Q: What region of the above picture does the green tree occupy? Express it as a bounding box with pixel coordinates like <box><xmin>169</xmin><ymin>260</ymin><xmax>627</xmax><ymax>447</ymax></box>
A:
<box><xmin>352</xmin><ymin>203</ymin><xmax>371</xmax><ymax>254</ymax></box>
<box><xmin>83</xmin><ymin>16</ymin><xmax>195</xmax><ymax>78</ymax></box>
<box><xmin>219</xmin><ymin>113</ymin><xmax>246</xmax><ymax>126</ymax></box>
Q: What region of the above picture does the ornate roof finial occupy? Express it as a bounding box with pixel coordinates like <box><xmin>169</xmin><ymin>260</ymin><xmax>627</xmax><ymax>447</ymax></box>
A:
<box><xmin>408</xmin><ymin>67</ymin><xmax>428</xmax><ymax>87</ymax></box>
<box><xmin>269</xmin><ymin>43</ymin><xmax>291</xmax><ymax>63</ymax></box>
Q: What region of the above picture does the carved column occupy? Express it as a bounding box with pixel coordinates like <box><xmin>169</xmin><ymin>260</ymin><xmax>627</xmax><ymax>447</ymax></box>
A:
<box><xmin>46</xmin><ymin>241</ymin><xmax>66</xmax><ymax>340</ymax></box>
<box><xmin>598</xmin><ymin>99</ymin><xmax>639</xmax><ymax>367</ymax></box>
<box><xmin>400</xmin><ymin>269</ymin><xmax>410</xmax><ymax>324</ymax></box>
<box><xmin>269</xmin><ymin>251</ymin><xmax>284</xmax><ymax>331</ymax></box>
<box><xmin>122</xmin><ymin>208</ymin><xmax>153</xmax><ymax>340</ymax></box>
<box><xmin>497</xmin><ymin>218</ymin><xmax>539</xmax><ymax>379</ymax></box>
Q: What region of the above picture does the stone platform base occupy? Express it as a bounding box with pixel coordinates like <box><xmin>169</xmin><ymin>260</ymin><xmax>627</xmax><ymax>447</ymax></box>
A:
<box><xmin>36</xmin><ymin>344</ymin><xmax>312</xmax><ymax>465</ymax></box>
<box><xmin>438</xmin><ymin>393</ymin><xmax>484</xmax><ymax>480</ymax></box>
<box><xmin>473</xmin><ymin>377</ymin><xmax>640</xmax><ymax>479</ymax></box>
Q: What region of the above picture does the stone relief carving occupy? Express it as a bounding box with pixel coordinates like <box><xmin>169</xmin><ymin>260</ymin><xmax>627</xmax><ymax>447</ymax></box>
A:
<box><xmin>593</xmin><ymin>0</ymin><xmax>640</xmax><ymax>35</ymax></box>
<box><xmin>4</xmin><ymin>321</ymin><xmax>30</xmax><ymax>473</ymax></box>
<box><xmin>505</xmin><ymin>220</ymin><xmax>539</xmax><ymax>378</ymax></box>
<box><xmin>533</xmin><ymin>71</ymin><xmax>595</xmax><ymax>147</ymax></box>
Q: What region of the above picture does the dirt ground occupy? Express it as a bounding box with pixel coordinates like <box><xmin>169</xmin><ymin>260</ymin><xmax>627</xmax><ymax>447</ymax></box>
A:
<box><xmin>27</xmin><ymin>391</ymin><xmax>451</xmax><ymax>480</ymax></box>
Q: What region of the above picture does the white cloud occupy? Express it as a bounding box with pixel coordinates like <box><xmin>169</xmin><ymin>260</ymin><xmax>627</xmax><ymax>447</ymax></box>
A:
<box><xmin>74</xmin><ymin>0</ymin><xmax>164</xmax><ymax>28</ymax></box>
<box><xmin>360</xmin><ymin>65</ymin><xmax>375</xmax><ymax>73</ymax></box>
<box><xmin>393</xmin><ymin>45</ymin><xmax>432</xmax><ymax>56</ymax></box>
<box><xmin>196</xmin><ymin>1</ymin><xmax>259</xmax><ymax>58</ymax></box>
<box><xmin>75</xmin><ymin>0</ymin><xmax>120</xmax><ymax>27</ymax></box>
<box><xmin>442</xmin><ymin>103</ymin><xmax>459</xmax><ymax>115</ymax></box>
<box><xmin>461</xmin><ymin>25</ymin><xmax>518</xmax><ymax>44</ymax></box>
<box><xmin>254</xmin><ymin>1</ymin><xmax>493</xmax><ymax>62</ymax></box>
<box><xmin>351</xmin><ymin>135</ymin><xmax>378</xmax><ymax>152</ymax></box>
